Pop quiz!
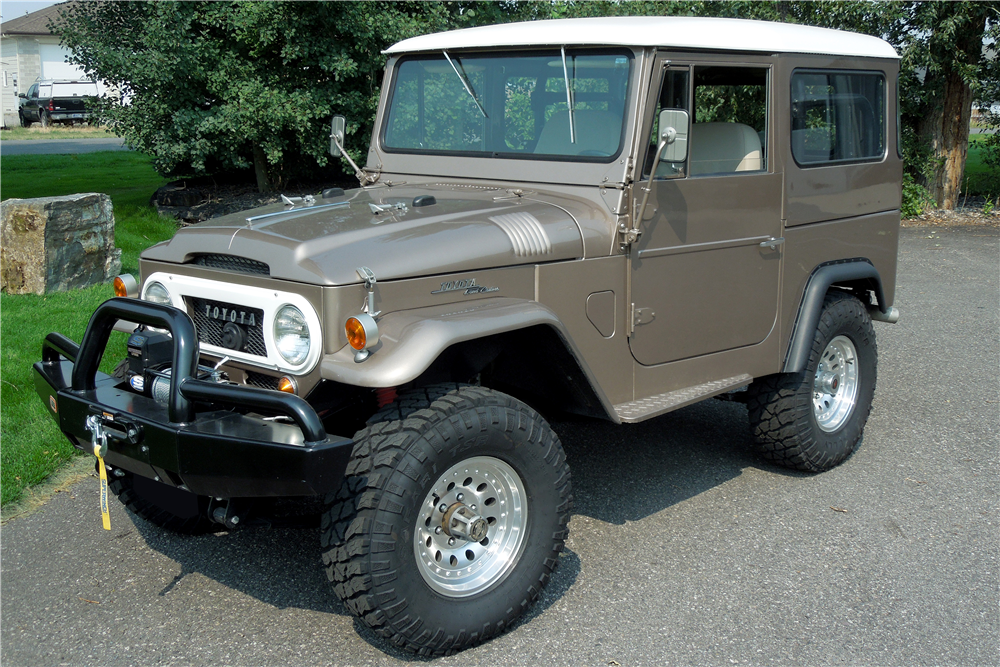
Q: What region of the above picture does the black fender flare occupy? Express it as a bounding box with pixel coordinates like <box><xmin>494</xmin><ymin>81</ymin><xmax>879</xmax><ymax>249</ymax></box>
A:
<box><xmin>783</xmin><ymin>259</ymin><xmax>886</xmax><ymax>373</ymax></box>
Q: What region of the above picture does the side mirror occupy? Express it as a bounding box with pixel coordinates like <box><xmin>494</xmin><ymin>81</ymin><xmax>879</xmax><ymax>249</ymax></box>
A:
<box><xmin>329</xmin><ymin>115</ymin><xmax>346</xmax><ymax>157</ymax></box>
<box><xmin>658</xmin><ymin>108</ymin><xmax>689</xmax><ymax>163</ymax></box>
<box><xmin>17</xmin><ymin>93</ymin><xmax>26</xmax><ymax>99</ymax></box>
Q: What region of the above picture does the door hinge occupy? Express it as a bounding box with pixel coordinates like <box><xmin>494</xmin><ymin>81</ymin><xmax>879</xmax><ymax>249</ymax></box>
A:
<box><xmin>630</xmin><ymin>304</ymin><xmax>655</xmax><ymax>333</ymax></box>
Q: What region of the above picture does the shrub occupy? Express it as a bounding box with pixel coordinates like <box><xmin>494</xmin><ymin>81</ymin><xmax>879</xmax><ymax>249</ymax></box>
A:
<box><xmin>902</xmin><ymin>172</ymin><xmax>934</xmax><ymax>218</ymax></box>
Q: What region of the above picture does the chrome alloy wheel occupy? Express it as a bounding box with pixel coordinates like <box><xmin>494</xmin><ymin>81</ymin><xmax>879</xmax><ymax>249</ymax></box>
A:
<box><xmin>414</xmin><ymin>456</ymin><xmax>527</xmax><ymax>597</ymax></box>
<box><xmin>813</xmin><ymin>334</ymin><xmax>860</xmax><ymax>432</ymax></box>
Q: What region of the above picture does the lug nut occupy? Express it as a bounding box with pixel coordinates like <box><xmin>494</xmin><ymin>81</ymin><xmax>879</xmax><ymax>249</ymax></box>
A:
<box><xmin>439</xmin><ymin>503</ymin><xmax>448</xmax><ymax>513</ymax></box>
<box><xmin>230</xmin><ymin>516</ymin><xmax>240</xmax><ymax>525</ymax></box>
<box><xmin>470</xmin><ymin>504</ymin><xmax>477</xmax><ymax>511</ymax></box>
<box><xmin>448</xmin><ymin>538</ymin><xmax>456</xmax><ymax>546</ymax></box>
<box><xmin>456</xmin><ymin>493</ymin><xmax>464</xmax><ymax>501</ymax></box>
<box><xmin>434</xmin><ymin>526</ymin><xmax>442</xmax><ymax>535</ymax></box>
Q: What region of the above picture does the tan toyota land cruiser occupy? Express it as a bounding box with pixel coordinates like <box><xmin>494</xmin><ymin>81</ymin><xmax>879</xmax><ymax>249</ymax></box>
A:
<box><xmin>34</xmin><ymin>17</ymin><xmax>901</xmax><ymax>655</ymax></box>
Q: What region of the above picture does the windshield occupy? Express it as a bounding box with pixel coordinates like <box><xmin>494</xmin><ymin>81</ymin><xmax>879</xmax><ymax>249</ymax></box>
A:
<box><xmin>382</xmin><ymin>50</ymin><xmax>633</xmax><ymax>161</ymax></box>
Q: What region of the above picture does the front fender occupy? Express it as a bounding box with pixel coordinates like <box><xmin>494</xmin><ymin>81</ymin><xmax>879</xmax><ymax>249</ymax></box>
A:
<box><xmin>319</xmin><ymin>297</ymin><xmax>617</xmax><ymax>418</ymax></box>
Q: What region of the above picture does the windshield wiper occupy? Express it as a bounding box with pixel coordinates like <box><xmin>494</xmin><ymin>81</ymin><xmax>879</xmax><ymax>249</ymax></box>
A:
<box><xmin>561</xmin><ymin>46</ymin><xmax>576</xmax><ymax>144</ymax></box>
<box><xmin>443</xmin><ymin>50</ymin><xmax>487</xmax><ymax>118</ymax></box>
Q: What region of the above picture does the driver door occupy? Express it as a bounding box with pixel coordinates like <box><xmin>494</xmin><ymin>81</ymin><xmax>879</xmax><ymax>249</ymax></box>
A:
<box><xmin>629</xmin><ymin>56</ymin><xmax>782</xmax><ymax>367</ymax></box>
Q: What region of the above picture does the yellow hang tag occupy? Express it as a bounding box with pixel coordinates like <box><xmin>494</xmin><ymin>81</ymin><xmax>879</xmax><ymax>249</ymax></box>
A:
<box><xmin>93</xmin><ymin>445</ymin><xmax>111</xmax><ymax>531</ymax></box>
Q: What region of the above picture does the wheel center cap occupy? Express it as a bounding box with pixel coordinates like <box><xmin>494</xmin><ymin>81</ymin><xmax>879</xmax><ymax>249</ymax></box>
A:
<box><xmin>817</xmin><ymin>371</ymin><xmax>840</xmax><ymax>395</ymax></box>
<box><xmin>442</xmin><ymin>502</ymin><xmax>488</xmax><ymax>543</ymax></box>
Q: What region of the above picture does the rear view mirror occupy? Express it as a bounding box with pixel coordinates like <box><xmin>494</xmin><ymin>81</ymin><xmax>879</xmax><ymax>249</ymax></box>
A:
<box><xmin>329</xmin><ymin>115</ymin><xmax>346</xmax><ymax>157</ymax></box>
<box><xmin>658</xmin><ymin>108</ymin><xmax>689</xmax><ymax>163</ymax></box>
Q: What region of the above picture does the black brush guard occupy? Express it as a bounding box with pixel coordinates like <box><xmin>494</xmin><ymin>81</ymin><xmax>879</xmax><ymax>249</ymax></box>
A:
<box><xmin>32</xmin><ymin>298</ymin><xmax>353</xmax><ymax>498</ymax></box>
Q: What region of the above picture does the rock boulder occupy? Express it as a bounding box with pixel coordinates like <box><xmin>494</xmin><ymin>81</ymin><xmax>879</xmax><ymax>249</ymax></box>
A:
<box><xmin>1</xmin><ymin>193</ymin><xmax>122</xmax><ymax>294</ymax></box>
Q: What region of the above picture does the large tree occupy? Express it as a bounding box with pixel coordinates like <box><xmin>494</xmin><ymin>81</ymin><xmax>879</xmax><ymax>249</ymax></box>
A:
<box><xmin>56</xmin><ymin>1</ymin><xmax>460</xmax><ymax>192</ymax></box>
<box><xmin>902</xmin><ymin>2</ymin><xmax>999</xmax><ymax>208</ymax></box>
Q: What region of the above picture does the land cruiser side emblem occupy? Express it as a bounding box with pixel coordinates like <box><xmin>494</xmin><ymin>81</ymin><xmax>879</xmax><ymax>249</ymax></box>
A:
<box><xmin>431</xmin><ymin>278</ymin><xmax>500</xmax><ymax>296</ymax></box>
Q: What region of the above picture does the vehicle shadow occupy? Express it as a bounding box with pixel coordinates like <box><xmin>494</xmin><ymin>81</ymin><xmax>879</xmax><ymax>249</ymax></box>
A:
<box><xmin>552</xmin><ymin>395</ymin><xmax>804</xmax><ymax>525</ymax></box>
<box><xmin>128</xmin><ymin>395</ymin><xmax>796</xmax><ymax>656</ymax></box>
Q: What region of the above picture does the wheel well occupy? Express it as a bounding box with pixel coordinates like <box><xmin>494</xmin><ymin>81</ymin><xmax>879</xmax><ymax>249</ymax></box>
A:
<box><xmin>783</xmin><ymin>260</ymin><xmax>884</xmax><ymax>373</ymax></box>
<box><xmin>412</xmin><ymin>325</ymin><xmax>611</xmax><ymax>421</ymax></box>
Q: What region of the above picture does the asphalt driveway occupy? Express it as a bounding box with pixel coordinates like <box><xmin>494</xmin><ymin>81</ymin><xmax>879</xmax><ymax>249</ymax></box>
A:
<box><xmin>2</xmin><ymin>225</ymin><xmax>997</xmax><ymax>666</ymax></box>
<box><xmin>0</xmin><ymin>137</ymin><xmax>128</xmax><ymax>155</ymax></box>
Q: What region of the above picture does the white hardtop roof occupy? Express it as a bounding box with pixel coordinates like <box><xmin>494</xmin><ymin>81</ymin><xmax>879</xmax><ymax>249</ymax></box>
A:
<box><xmin>385</xmin><ymin>16</ymin><xmax>898</xmax><ymax>60</ymax></box>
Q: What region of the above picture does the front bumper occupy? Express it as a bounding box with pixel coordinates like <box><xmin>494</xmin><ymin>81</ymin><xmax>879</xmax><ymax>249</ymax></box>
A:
<box><xmin>33</xmin><ymin>298</ymin><xmax>354</xmax><ymax>498</ymax></box>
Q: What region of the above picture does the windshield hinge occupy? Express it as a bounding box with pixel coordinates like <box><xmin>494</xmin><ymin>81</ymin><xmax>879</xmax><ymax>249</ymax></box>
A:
<box><xmin>618</xmin><ymin>220</ymin><xmax>640</xmax><ymax>249</ymax></box>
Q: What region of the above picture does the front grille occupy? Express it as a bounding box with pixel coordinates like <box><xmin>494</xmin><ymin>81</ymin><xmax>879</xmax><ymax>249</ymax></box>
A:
<box><xmin>190</xmin><ymin>254</ymin><xmax>270</xmax><ymax>276</ymax></box>
<box><xmin>186</xmin><ymin>297</ymin><xmax>267</xmax><ymax>357</ymax></box>
<box><xmin>245</xmin><ymin>370</ymin><xmax>280</xmax><ymax>391</ymax></box>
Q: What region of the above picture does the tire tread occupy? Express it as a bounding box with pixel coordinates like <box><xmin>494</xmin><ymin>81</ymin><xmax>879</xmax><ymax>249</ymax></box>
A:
<box><xmin>321</xmin><ymin>384</ymin><xmax>571</xmax><ymax>655</ymax></box>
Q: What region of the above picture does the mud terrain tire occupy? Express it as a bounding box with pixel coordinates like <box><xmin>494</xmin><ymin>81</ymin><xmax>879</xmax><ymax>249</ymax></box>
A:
<box><xmin>321</xmin><ymin>385</ymin><xmax>572</xmax><ymax>655</ymax></box>
<box><xmin>748</xmin><ymin>290</ymin><xmax>877</xmax><ymax>472</ymax></box>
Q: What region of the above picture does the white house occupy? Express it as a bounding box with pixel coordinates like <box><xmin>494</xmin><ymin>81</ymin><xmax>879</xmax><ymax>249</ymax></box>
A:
<box><xmin>0</xmin><ymin>1</ymin><xmax>90</xmax><ymax>128</ymax></box>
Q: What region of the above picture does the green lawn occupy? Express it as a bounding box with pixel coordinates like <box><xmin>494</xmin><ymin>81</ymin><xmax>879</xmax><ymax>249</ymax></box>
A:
<box><xmin>966</xmin><ymin>134</ymin><xmax>999</xmax><ymax>199</ymax></box>
<box><xmin>1</xmin><ymin>152</ymin><xmax>178</xmax><ymax>506</ymax></box>
<box><xmin>1</xmin><ymin>124</ymin><xmax>114</xmax><ymax>141</ymax></box>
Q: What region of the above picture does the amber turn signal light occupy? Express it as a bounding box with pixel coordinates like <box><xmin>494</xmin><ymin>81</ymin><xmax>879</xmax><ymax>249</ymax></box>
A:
<box><xmin>345</xmin><ymin>313</ymin><xmax>379</xmax><ymax>361</ymax></box>
<box><xmin>277</xmin><ymin>376</ymin><xmax>297</xmax><ymax>394</ymax></box>
<box><xmin>346</xmin><ymin>317</ymin><xmax>367</xmax><ymax>350</ymax></box>
<box><xmin>113</xmin><ymin>273</ymin><xmax>138</xmax><ymax>298</ymax></box>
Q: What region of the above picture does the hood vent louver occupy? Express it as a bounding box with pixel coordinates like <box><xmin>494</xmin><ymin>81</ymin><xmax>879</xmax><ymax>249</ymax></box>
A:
<box><xmin>489</xmin><ymin>212</ymin><xmax>553</xmax><ymax>258</ymax></box>
<box><xmin>190</xmin><ymin>254</ymin><xmax>270</xmax><ymax>276</ymax></box>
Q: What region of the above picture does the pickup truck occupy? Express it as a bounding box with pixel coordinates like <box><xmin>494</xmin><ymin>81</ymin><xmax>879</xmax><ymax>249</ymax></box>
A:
<box><xmin>18</xmin><ymin>79</ymin><xmax>99</xmax><ymax>127</ymax></box>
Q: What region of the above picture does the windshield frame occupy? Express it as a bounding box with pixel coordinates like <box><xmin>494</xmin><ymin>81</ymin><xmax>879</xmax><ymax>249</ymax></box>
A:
<box><xmin>378</xmin><ymin>48</ymin><xmax>635</xmax><ymax>165</ymax></box>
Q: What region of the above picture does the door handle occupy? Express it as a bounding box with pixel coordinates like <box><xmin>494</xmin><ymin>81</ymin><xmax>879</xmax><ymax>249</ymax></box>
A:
<box><xmin>760</xmin><ymin>237</ymin><xmax>785</xmax><ymax>250</ymax></box>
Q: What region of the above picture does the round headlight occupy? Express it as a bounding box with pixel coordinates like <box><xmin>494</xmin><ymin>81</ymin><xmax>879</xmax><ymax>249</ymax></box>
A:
<box><xmin>274</xmin><ymin>304</ymin><xmax>311</xmax><ymax>365</ymax></box>
<box><xmin>143</xmin><ymin>281</ymin><xmax>171</xmax><ymax>305</ymax></box>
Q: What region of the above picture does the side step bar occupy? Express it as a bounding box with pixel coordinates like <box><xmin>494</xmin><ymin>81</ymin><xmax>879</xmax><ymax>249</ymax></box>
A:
<box><xmin>614</xmin><ymin>374</ymin><xmax>753</xmax><ymax>423</ymax></box>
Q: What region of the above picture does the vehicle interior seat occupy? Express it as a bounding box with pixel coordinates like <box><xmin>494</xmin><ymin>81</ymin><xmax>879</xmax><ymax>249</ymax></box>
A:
<box><xmin>534</xmin><ymin>110</ymin><xmax>621</xmax><ymax>156</ymax></box>
<box><xmin>688</xmin><ymin>122</ymin><xmax>762</xmax><ymax>175</ymax></box>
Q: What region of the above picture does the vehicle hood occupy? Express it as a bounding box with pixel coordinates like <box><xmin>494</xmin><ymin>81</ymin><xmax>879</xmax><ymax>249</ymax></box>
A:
<box><xmin>142</xmin><ymin>185</ymin><xmax>584</xmax><ymax>285</ymax></box>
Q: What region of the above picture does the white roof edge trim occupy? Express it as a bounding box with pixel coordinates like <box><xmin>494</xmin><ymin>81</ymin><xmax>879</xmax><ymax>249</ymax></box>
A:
<box><xmin>385</xmin><ymin>16</ymin><xmax>899</xmax><ymax>60</ymax></box>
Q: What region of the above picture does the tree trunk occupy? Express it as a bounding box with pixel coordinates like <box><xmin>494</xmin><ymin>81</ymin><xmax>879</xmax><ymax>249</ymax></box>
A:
<box><xmin>920</xmin><ymin>73</ymin><xmax>975</xmax><ymax>209</ymax></box>
<box><xmin>916</xmin><ymin>4</ymin><xmax>988</xmax><ymax>210</ymax></box>
<box><xmin>252</xmin><ymin>144</ymin><xmax>272</xmax><ymax>194</ymax></box>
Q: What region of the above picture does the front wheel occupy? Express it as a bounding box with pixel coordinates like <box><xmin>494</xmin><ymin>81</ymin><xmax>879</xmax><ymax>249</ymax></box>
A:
<box><xmin>322</xmin><ymin>386</ymin><xmax>572</xmax><ymax>655</ymax></box>
<box><xmin>747</xmin><ymin>290</ymin><xmax>877</xmax><ymax>472</ymax></box>
<box><xmin>19</xmin><ymin>112</ymin><xmax>32</xmax><ymax>128</ymax></box>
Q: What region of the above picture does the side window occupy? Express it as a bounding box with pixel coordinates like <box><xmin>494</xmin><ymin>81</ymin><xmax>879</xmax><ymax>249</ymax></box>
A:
<box><xmin>644</xmin><ymin>67</ymin><xmax>690</xmax><ymax>178</ymax></box>
<box><xmin>791</xmin><ymin>70</ymin><xmax>885</xmax><ymax>165</ymax></box>
<box><xmin>690</xmin><ymin>65</ymin><xmax>768</xmax><ymax>176</ymax></box>
<box><xmin>28</xmin><ymin>84</ymin><xmax>38</xmax><ymax>99</ymax></box>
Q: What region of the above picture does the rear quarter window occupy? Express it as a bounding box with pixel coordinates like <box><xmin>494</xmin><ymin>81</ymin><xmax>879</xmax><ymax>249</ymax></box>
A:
<box><xmin>791</xmin><ymin>70</ymin><xmax>885</xmax><ymax>166</ymax></box>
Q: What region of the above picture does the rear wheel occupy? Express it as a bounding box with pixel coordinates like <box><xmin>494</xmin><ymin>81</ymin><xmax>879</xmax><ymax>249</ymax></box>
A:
<box><xmin>321</xmin><ymin>385</ymin><xmax>572</xmax><ymax>655</ymax></box>
<box><xmin>747</xmin><ymin>290</ymin><xmax>877</xmax><ymax>472</ymax></box>
<box><xmin>39</xmin><ymin>111</ymin><xmax>50</xmax><ymax>128</ymax></box>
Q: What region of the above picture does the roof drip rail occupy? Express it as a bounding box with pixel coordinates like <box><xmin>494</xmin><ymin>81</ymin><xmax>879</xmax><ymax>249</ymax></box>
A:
<box><xmin>442</xmin><ymin>50</ymin><xmax>488</xmax><ymax>118</ymax></box>
<box><xmin>561</xmin><ymin>46</ymin><xmax>576</xmax><ymax>144</ymax></box>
